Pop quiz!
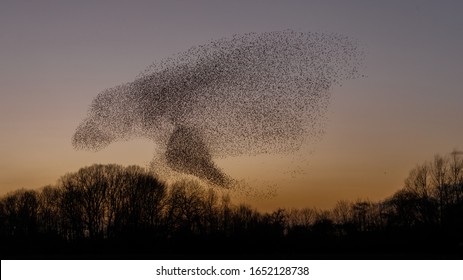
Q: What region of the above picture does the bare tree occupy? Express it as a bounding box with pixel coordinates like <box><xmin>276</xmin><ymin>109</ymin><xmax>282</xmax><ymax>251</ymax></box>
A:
<box><xmin>448</xmin><ymin>150</ymin><xmax>463</xmax><ymax>203</ymax></box>
<box><xmin>201</xmin><ymin>188</ymin><xmax>220</xmax><ymax>234</ymax></box>
<box><xmin>37</xmin><ymin>186</ymin><xmax>62</xmax><ymax>236</ymax></box>
<box><xmin>165</xmin><ymin>180</ymin><xmax>206</xmax><ymax>235</ymax></box>
<box><xmin>2</xmin><ymin>189</ymin><xmax>39</xmax><ymax>237</ymax></box>
<box><xmin>430</xmin><ymin>154</ymin><xmax>449</xmax><ymax>225</ymax></box>
<box><xmin>351</xmin><ymin>200</ymin><xmax>371</xmax><ymax>232</ymax></box>
<box><xmin>405</xmin><ymin>162</ymin><xmax>432</xmax><ymax>199</ymax></box>
<box><xmin>332</xmin><ymin>200</ymin><xmax>352</xmax><ymax>225</ymax></box>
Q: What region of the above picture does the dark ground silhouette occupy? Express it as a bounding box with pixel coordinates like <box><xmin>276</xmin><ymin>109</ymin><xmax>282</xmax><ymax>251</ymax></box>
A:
<box><xmin>1</xmin><ymin>152</ymin><xmax>462</xmax><ymax>259</ymax></box>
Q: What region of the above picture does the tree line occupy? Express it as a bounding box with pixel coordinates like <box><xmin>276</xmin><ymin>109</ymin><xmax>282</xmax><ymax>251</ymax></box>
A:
<box><xmin>1</xmin><ymin>152</ymin><xmax>462</xmax><ymax>258</ymax></box>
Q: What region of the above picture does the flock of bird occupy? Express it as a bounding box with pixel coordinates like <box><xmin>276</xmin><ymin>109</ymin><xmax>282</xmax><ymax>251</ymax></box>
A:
<box><xmin>73</xmin><ymin>30</ymin><xmax>364</xmax><ymax>187</ymax></box>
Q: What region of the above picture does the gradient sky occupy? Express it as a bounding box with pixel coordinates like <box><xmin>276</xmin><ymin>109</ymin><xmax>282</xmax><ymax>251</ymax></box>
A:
<box><xmin>1</xmin><ymin>0</ymin><xmax>462</xmax><ymax>210</ymax></box>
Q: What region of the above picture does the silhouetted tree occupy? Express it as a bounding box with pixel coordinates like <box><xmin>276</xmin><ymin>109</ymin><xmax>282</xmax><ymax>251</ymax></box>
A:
<box><xmin>116</xmin><ymin>165</ymin><xmax>166</xmax><ymax>236</ymax></box>
<box><xmin>201</xmin><ymin>188</ymin><xmax>220</xmax><ymax>234</ymax></box>
<box><xmin>1</xmin><ymin>152</ymin><xmax>463</xmax><ymax>258</ymax></box>
<box><xmin>448</xmin><ymin>150</ymin><xmax>463</xmax><ymax>203</ymax></box>
<box><xmin>332</xmin><ymin>200</ymin><xmax>352</xmax><ymax>225</ymax></box>
<box><xmin>2</xmin><ymin>189</ymin><xmax>39</xmax><ymax>238</ymax></box>
<box><xmin>287</xmin><ymin>207</ymin><xmax>316</xmax><ymax>228</ymax></box>
<box><xmin>431</xmin><ymin>154</ymin><xmax>449</xmax><ymax>226</ymax></box>
<box><xmin>312</xmin><ymin>210</ymin><xmax>335</xmax><ymax>239</ymax></box>
<box><xmin>268</xmin><ymin>208</ymin><xmax>288</xmax><ymax>237</ymax></box>
<box><xmin>57</xmin><ymin>164</ymin><xmax>166</xmax><ymax>241</ymax></box>
<box><xmin>402</xmin><ymin>162</ymin><xmax>438</xmax><ymax>227</ymax></box>
<box><xmin>229</xmin><ymin>204</ymin><xmax>261</xmax><ymax>236</ymax></box>
<box><xmin>165</xmin><ymin>180</ymin><xmax>207</xmax><ymax>235</ymax></box>
<box><xmin>37</xmin><ymin>186</ymin><xmax>62</xmax><ymax>237</ymax></box>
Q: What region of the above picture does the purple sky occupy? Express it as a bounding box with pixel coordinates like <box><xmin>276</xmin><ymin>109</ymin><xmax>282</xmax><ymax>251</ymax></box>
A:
<box><xmin>1</xmin><ymin>0</ymin><xmax>462</xmax><ymax>210</ymax></box>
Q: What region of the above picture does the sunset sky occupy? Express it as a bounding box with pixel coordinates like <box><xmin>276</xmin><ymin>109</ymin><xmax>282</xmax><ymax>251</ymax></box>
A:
<box><xmin>1</xmin><ymin>0</ymin><xmax>462</xmax><ymax>210</ymax></box>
